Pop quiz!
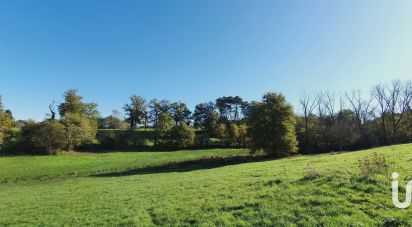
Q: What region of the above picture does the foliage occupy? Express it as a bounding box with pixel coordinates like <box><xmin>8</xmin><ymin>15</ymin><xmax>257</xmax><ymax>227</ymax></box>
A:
<box><xmin>61</xmin><ymin>113</ymin><xmax>96</xmax><ymax>150</ymax></box>
<box><xmin>215</xmin><ymin>96</ymin><xmax>246</xmax><ymax>123</ymax></box>
<box><xmin>169</xmin><ymin>122</ymin><xmax>196</xmax><ymax>147</ymax></box>
<box><xmin>157</xmin><ymin>113</ymin><xmax>173</xmax><ymax>145</ymax></box>
<box><xmin>0</xmin><ymin>110</ymin><xmax>13</xmax><ymax>146</ymax></box>
<box><xmin>20</xmin><ymin>120</ymin><xmax>67</xmax><ymax>155</ymax></box>
<box><xmin>98</xmin><ymin>115</ymin><xmax>127</xmax><ymax>129</ymax></box>
<box><xmin>58</xmin><ymin>90</ymin><xmax>99</xmax><ymax>150</ymax></box>
<box><xmin>357</xmin><ymin>152</ymin><xmax>390</xmax><ymax>177</ymax></box>
<box><xmin>123</xmin><ymin>95</ymin><xmax>147</xmax><ymax>130</ymax></box>
<box><xmin>247</xmin><ymin>92</ymin><xmax>298</xmax><ymax>156</ymax></box>
<box><xmin>193</xmin><ymin>102</ymin><xmax>219</xmax><ymax>135</ymax></box>
<box><xmin>170</xmin><ymin>102</ymin><xmax>191</xmax><ymax>126</ymax></box>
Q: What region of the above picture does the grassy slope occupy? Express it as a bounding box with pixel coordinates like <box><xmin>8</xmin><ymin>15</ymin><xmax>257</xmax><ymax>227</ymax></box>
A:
<box><xmin>1</xmin><ymin>144</ymin><xmax>412</xmax><ymax>226</ymax></box>
<box><xmin>0</xmin><ymin>149</ymin><xmax>248</xmax><ymax>182</ymax></box>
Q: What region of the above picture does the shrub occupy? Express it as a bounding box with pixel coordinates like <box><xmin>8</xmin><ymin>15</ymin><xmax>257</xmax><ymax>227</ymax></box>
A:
<box><xmin>303</xmin><ymin>163</ymin><xmax>321</xmax><ymax>180</ymax></box>
<box><xmin>20</xmin><ymin>120</ymin><xmax>67</xmax><ymax>155</ymax></box>
<box><xmin>169</xmin><ymin>123</ymin><xmax>195</xmax><ymax>148</ymax></box>
<box><xmin>358</xmin><ymin>153</ymin><xmax>390</xmax><ymax>177</ymax></box>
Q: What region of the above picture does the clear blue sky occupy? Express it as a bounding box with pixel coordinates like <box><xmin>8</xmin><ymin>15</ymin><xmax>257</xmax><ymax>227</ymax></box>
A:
<box><xmin>1</xmin><ymin>0</ymin><xmax>411</xmax><ymax>120</ymax></box>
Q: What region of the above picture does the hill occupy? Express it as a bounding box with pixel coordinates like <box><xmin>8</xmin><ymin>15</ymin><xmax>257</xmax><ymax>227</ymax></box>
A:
<box><xmin>1</xmin><ymin>144</ymin><xmax>411</xmax><ymax>225</ymax></box>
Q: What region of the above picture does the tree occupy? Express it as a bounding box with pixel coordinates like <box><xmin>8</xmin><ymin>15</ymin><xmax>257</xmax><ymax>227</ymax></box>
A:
<box><xmin>215</xmin><ymin>96</ymin><xmax>245</xmax><ymax>124</ymax></box>
<box><xmin>226</xmin><ymin>123</ymin><xmax>240</xmax><ymax>147</ymax></box>
<box><xmin>346</xmin><ymin>90</ymin><xmax>374</xmax><ymax>147</ymax></box>
<box><xmin>149</xmin><ymin>99</ymin><xmax>170</xmax><ymax>146</ymax></box>
<box><xmin>299</xmin><ymin>92</ymin><xmax>317</xmax><ymax>153</ymax></box>
<box><xmin>193</xmin><ymin>102</ymin><xmax>219</xmax><ymax>135</ymax></box>
<box><xmin>123</xmin><ymin>95</ymin><xmax>147</xmax><ymax>130</ymax></box>
<box><xmin>373</xmin><ymin>84</ymin><xmax>389</xmax><ymax>145</ymax></box>
<box><xmin>247</xmin><ymin>92</ymin><xmax>298</xmax><ymax>156</ymax></box>
<box><xmin>169</xmin><ymin>122</ymin><xmax>195</xmax><ymax>147</ymax></box>
<box><xmin>98</xmin><ymin>115</ymin><xmax>127</xmax><ymax>129</ymax></box>
<box><xmin>384</xmin><ymin>80</ymin><xmax>412</xmax><ymax>144</ymax></box>
<box><xmin>0</xmin><ymin>96</ymin><xmax>13</xmax><ymax>146</ymax></box>
<box><xmin>157</xmin><ymin>112</ymin><xmax>173</xmax><ymax>145</ymax></box>
<box><xmin>61</xmin><ymin>113</ymin><xmax>95</xmax><ymax>150</ymax></box>
<box><xmin>58</xmin><ymin>89</ymin><xmax>84</xmax><ymax>117</ymax></box>
<box><xmin>170</xmin><ymin>102</ymin><xmax>191</xmax><ymax>126</ymax></box>
<box><xmin>58</xmin><ymin>90</ymin><xmax>99</xmax><ymax>150</ymax></box>
<box><xmin>22</xmin><ymin>120</ymin><xmax>67</xmax><ymax>155</ymax></box>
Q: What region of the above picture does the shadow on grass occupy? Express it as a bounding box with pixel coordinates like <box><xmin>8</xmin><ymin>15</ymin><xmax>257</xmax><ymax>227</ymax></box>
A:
<box><xmin>92</xmin><ymin>155</ymin><xmax>278</xmax><ymax>177</ymax></box>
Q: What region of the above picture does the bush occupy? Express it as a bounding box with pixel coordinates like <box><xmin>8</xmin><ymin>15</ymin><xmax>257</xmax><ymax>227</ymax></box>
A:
<box><xmin>169</xmin><ymin>123</ymin><xmax>195</xmax><ymax>148</ymax></box>
<box><xmin>20</xmin><ymin>120</ymin><xmax>67</xmax><ymax>155</ymax></box>
<box><xmin>358</xmin><ymin>153</ymin><xmax>390</xmax><ymax>177</ymax></box>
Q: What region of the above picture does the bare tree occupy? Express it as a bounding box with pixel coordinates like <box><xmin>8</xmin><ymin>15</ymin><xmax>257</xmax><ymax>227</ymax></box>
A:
<box><xmin>373</xmin><ymin>83</ymin><xmax>389</xmax><ymax>145</ymax></box>
<box><xmin>316</xmin><ymin>92</ymin><xmax>326</xmax><ymax>152</ymax></box>
<box><xmin>346</xmin><ymin>90</ymin><xmax>374</xmax><ymax>147</ymax></box>
<box><xmin>299</xmin><ymin>92</ymin><xmax>318</xmax><ymax>152</ymax></box>
<box><xmin>48</xmin><ymin>101</ymin><xmax>56</xmax><ymax>120</ymax></box>
<box><xmin>384</xmin><ymin>80</ymin><xmax>412</xmax><ymax>143</ymax></box>
<box><xmin>324</xmin><ymin>91</ymin><xmax>336</xmax><ymax>126</ymax></box>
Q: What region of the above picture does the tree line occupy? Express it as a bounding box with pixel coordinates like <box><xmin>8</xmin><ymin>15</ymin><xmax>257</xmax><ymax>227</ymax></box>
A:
<box><xmin>0</xmin><ymin>79</ymin><xmax>411</xmax><ymax>156</ymax></box>
<box><xmin>297</xmin><ymin>80</ymin><xmax>412</xmax><ymax>153</ymax></box>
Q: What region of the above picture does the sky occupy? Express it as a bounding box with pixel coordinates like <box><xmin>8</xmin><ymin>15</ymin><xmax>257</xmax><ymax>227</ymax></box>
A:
<box><xmin>0</xmin><ymin>0</ymin><xmax>411</xmax><ymax>120</ymax></box>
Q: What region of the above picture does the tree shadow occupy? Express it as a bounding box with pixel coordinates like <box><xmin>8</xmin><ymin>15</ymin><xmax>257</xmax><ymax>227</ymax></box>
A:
<box><xmin>91</xmin><ymin>155</ymin><xmax>278</xmax><ymax>177</ymax></box>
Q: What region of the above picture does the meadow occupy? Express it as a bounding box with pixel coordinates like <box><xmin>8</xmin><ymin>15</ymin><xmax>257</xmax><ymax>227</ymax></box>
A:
<box><xmin>1</xmin><ymin>144</ymin><xmax>412</xmax><ymax>226</ymax></box>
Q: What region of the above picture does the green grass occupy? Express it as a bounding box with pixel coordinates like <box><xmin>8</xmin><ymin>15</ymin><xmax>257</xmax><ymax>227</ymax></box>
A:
<box><xmin>0</xmin><ymin>149</ymin><xmax>249</xmax><ymax>183</ymax></box>
<box><xmin>1</xmin><ymin>144</ymin><xmax>412</xmax><ymax>226</ymax></box>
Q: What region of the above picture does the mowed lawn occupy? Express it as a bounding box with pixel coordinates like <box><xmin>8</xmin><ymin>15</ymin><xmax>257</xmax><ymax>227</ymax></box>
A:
<box><xmin>1</xmin><ymin>144</ymin><xmax>412</xmax><ymax>226</ymax></box>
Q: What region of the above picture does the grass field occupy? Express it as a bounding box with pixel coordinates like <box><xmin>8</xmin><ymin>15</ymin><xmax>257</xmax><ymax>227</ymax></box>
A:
<box><xmin>1</xmin><ymin>144</ymin><xmax>412</xmax><ymax>226</ymax></box>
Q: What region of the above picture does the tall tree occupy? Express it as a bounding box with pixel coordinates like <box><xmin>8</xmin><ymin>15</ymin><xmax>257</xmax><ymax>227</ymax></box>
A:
<box><xmin>58</xmin><ymin>89</ymin><xmax>84</xmax><ymax>117</ymax></box>
<box><xmin>299</xmin><ymin>92</ymin><xmax>317</xmax><ymax>153</ymax></box>
<box><xmin>170</xmin><ymin>102</ymin><xmax>191</xmax><ymax>126</ymax></box>
<box><xmin>384</xmin><ymin>80</ymin><xmax>412</xmax><ymax>143</ymax></box>
<box><xmin>0</xmin><ymin>96</ymin><xmax>13</xmax><ymax>145</ymax></box>
<box><xmin>123</xmin><ymin>95</ymin><xmax>147</xmax><ymax>130</ymax></box>
<box><xmin>216</xmin><ymin>96</ymin><xmax>245</xmax><ymax>124</ymax></box>
<box><xmin>149</xmin><ymin>99</ymin><xmax>170</xmax><ymax>146</ymax></box>
<box><xmin>193</xmin><ymin>102</ymin><xmax>219</xmax><ymax>135</ymax></box>
<box><xmin>346</xmin><ymin>90</ymin><xmax>374</xmax><ymax>147</ymax></box>
<box><xmin>373</xmin><ymin>83</ymin><xmax>389</xmax><ymax>145</ymax></box>
<box><xmin>58</xmin><ymin>89</ymin><xmax>99</xmax><ymax>150</ymax></box>
<box><xmin>247</xmin><ymin>92</ymin><xmax>298</xmax><ymax>156</ymax></box>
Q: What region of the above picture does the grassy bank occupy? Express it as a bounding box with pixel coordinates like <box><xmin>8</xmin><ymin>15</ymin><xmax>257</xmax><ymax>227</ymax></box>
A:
<box><xmin>0</xmin><ymin>144</ymin><xmax>411</xmax><ymax>225</ymax></box>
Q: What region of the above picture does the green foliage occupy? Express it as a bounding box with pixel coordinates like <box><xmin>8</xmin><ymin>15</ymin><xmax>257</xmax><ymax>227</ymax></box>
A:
<box><xmin>0</xmin><ymin>96</ymin><xmax>13</xmax><ymax>146</ymax></box>
<box><xmin>193</xmin><ymin>102</ymin><xmax>219</xmax><ymax>135</ymax></box>
<box><xmin>58</xmin><ymin>89</ymin><xmax>84</xmax><ymax>117</ymax></box>
<box><xmin>98</xmin><ymin>115</ymin><xmax>127</xmax><ymax>129</ymax></box>
<box><xmin>215</xmin><ymin>96</ymin><xmax>246</xmax><ymax>123</ymax></box>
<box><xmin>123</xmin><ymin>95</ymin><xmax>147</xmax><ymax>130</ymax></box>
<box><xmin>226</xmin><ymin>123</ymin><xmax>239</xmax><ymax>146</ymax></box>
<box><xmin>157</xmin><ymin>113</ymin><xmax>173</xmax><ymax>145</ymax></box>
<box><xmin>61</xmin><ymin>113</ymin><xmax>96</xmax><ymax>150</ymax></box>
<box><xmin>247</xmin><ymin>92</ymin><xmax>298</xmax><ymax>156</ymax></box>
<box><xmin>58</xmin><ymin>90</ymin><xmax>99</xmax><ymax>150</ymax></box>
<box><xmin>170</xmin><ymin>102</ymin><xmax>191</xmax><ymax>125</ymax></box>
<box><xmin>169</xmin><ymin>123</ymin><xmax>195</xmax><ymax>147</ymax></box>
<box><xmin>0</xmin><ymin>110</ymin><xmax>13</xmax><ymax>146</ymax></box>
<box><xmin>20</xmin><ymin>120</ymin><xmax>67</xmax><ymax>155</ymax></box>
